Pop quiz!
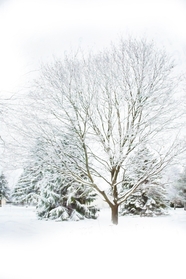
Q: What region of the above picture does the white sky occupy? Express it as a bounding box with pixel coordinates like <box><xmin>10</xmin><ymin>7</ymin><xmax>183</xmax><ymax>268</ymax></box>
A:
<box><xmin>0</xmin><ymin>0</ymin><xmax>186</xmax><ymax>94</ymax></box>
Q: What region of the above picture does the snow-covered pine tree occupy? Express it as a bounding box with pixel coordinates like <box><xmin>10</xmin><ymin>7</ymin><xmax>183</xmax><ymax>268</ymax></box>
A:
<box><xmin>120</xmin><ymin>145</ymin><xmax>169</xmax><ymax>216</ymax></box>
<box><xmin>12</xmin><ymin>165</ymin><xmax>42</xmax><ymax>205</ymax></box>
<box><xmin>12</xmin><ymin>139</ymin><xmax>46</xmax><ymax>205</ymax></box>
<box><xmin>13</xmin><ymin>133</ymin><xmax>99</xmax><ymax>220</ymax></box>
<box><xmin>0</xmin><ymin>171</ymin><xmax>10</xmax><ymax>205</ymax></box>
<box><xmin>36</xmin><ymin>133</ymin><xmax>99</xmax><ymax>221</ymax></box>
<box><xmin>171</xmin><ymin>168</ymin><xmax>186</xmax><ymax>209</ymax></box>
<box><xmin>36</xmin><ymin>169</ymin><xmax>99</xmax><ymax>221</ymax></box>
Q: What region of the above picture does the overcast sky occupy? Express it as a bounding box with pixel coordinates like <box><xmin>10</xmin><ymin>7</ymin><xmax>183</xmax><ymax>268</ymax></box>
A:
<box><xmin>0</xmin><ymin>0</ymin><xmax>186</xmax><ymax>95</ymax></box>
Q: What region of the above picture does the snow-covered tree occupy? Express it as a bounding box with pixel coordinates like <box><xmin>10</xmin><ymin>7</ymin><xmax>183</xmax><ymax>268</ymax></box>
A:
<box><xmin>0</xmin><ymin>171</ymin><xmax>10</xmax><ymax>203</ymax></box>
<box><xmin>0</xmin><ymin>93</ymin><xmax>25</xmax><ymax>171</ymax></box>
<box><xmin>120</xmin><ymin>146</ymin><xmax>169</xmax><ymax>216</ymax></box>
<box><xmin>12</xmin><ymin>166</ymin><xmax>41</xmax><ymax>205</ymax></box>
<box><xmin>169</xmin><ymin>168</ymin><xmax>186</xmax><ymax>209</ymax></box>
<box><xmin>35</xmin><ymin>134</ymin><xmax>99</xmax><ymax>220</ymax></box>
<box><xmin>12</xmin><ymin>135</ymin><xmax>99</xmax><ymax>220</ymax></box>
<box><xmin>12</xmin><ymin>140</ymin><xmax>45</xmax><ymax>205</ymax></box>
<box><xmin>120</xmin><ymin>185</ymin><xmax>169</xmax><ymax>216</ymax></box>
<box><xmin>20</xmin><ymin>37</ymin><xmax>184</xmax><ymax>224</ymax></box>
<box><xmin>37</xmin><ymin>170</ymin><xmax>98</xmax><ymax>221</ymax></box>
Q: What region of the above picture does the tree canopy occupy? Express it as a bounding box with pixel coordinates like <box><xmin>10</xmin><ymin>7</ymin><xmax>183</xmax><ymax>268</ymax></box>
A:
<box><xmin>17</xmin><ymin>37</ymin><xmax>185</xmax><ymax>224</ymax></box>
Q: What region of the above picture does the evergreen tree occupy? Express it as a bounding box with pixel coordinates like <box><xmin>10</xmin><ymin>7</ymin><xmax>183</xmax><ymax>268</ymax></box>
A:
<box><xmin>120</xmin><ymin>145</ymin><xmax>169</xmax><ymax>216</ymax></box>
<box><xmin>37</xmin><ymin>169</ymin><xmax>99</xmax><ymax>221</ymax></box>
<box><xmin>170</xmin><ymin>168</ymin><xmax>186</xmax><ymax>208</ymax></box>
<box><xmin>12</xmin><ymin>139</ymin><xmax>45</xmax><ymax>204</ymax></box>
<box><xmin>0</xmin><ymin>171</ymin><xmax>10</xmax><ymax>203</ymax></box>
<box><xmin>36</xmin><ymin>134</ymin><xmax>99</xmax><ymax>220</ymax></box>
<box><xmin>12</xmin><ymin>134</ymin><xmax>99</xmax><ymax>220</ymax></box>
<box><xmin>12</xmin><ymin>165</ymin><xmax>42</xmax><ymax>205</ymax></box>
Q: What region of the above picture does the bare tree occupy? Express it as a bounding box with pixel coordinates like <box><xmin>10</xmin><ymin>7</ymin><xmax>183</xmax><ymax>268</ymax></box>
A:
<box><xmin>0</xmin><ymin>92</ymin><xmax>27</xmax><ymax>170</ymax></box>
<box><xmin>28</xmin><ymin>38</ymin><xmax>184</xmax><ymax>224</ymax></box>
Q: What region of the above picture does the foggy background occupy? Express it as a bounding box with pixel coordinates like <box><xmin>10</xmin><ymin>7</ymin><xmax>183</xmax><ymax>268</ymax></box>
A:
<box><xmin>0</xmin><ymin>0</ymin><xmax>186</xmax><ymax>96</ymax></box>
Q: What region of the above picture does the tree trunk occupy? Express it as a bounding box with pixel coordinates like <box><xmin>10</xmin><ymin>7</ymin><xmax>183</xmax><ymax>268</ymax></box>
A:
<box><xmin>111</xmin><ymin>204</ymin><xmax>119</xmax><ymax>225</ymax></box>
<box><xmin>184</xmin><ymin>202</ymin><xmax>186</xmax><ymax>211</ymax></box>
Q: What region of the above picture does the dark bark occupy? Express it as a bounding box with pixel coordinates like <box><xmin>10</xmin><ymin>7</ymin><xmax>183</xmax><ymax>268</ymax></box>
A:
<box><xmin>110</xmin><ymin>165</ymin><xmax>120</xmax><ymax>225</ymax></box>
<box><xmin>111</xmin><ymin>204</ymin><xmax>119</xmax><ymax>225</ymax></box>
<box><xmin>184</xmin><ymin>202</ymin><xmax>186</xmax><ymax>211</ymax></box>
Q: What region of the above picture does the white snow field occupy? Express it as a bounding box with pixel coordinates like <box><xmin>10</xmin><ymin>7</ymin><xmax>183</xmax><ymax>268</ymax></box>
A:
<box><xmin>0</xmin><ymin>205</ymin><xmax>185</xmax><ymax>279</ymax></box>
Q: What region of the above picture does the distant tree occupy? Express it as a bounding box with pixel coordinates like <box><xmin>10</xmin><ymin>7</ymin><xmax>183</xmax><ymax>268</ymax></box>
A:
<box><xmin>0</xmin><ymin>93</ymin><xmax>22</xmax><ymax>170</ymax></box>
<box><xmin>120</xmin><ymin>146</ymin><xmax>169</xmax><ymax>216</ymax></box>
<box><xmin>0</xmin><ymin>171</ymin><xmax>10</xmax><ymax>203</ymax></box>
<box><xmin>12</xmin><ymin>166</ymin><xmax>41</xmax><ymax>205</ymax></box>
<box><xmin>12</xmin><ymin>140</ymin><xmax>45</xmax><ymax>205</ymax></box>
<box><xmin>170</xmin><ymin>168</ymin><xmax>186</xmax><ymax>209</ymax></box>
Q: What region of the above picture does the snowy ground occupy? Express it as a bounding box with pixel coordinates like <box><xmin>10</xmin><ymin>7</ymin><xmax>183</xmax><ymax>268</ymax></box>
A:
<box><xmin>0</xmin><ymin>205</ymin><xmax>185</xmax><ymax>279</ymax></box>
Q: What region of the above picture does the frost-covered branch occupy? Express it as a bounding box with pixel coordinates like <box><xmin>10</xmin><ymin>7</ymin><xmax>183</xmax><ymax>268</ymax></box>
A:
<box><xmin>16</xmin><ymin>37</ymin><xmax>186</xmax><ymax>224</ymax></box>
